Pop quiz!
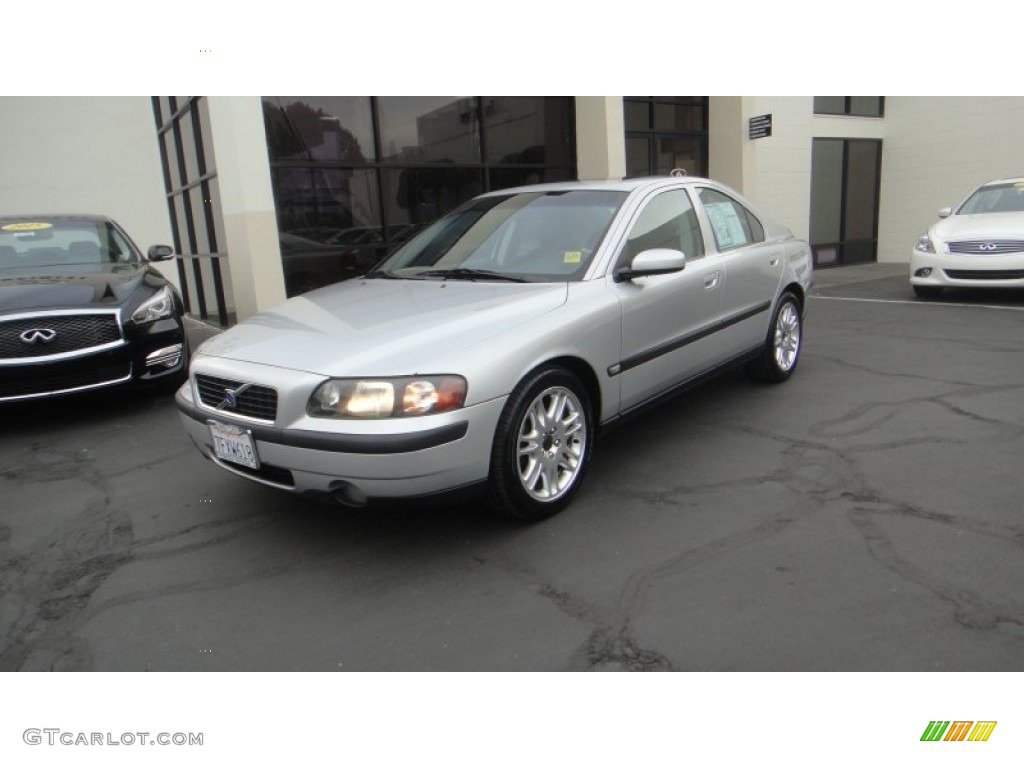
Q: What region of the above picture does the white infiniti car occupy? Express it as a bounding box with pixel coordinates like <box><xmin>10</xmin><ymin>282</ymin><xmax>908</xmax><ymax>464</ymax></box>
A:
<box><xmin>911</xmin><ymin>177</ymin><xmax>1024</xmax><ymax>298</ymax></box>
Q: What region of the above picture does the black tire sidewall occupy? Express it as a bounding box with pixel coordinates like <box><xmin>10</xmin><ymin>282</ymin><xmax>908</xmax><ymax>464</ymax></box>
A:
<box><xmin>489</xmin><ymin>366</ymin><xmax>593</xmax><ymax>521</ymax></box>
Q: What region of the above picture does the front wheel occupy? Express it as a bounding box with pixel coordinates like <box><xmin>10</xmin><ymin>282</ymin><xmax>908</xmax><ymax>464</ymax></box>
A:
<box><xmin>488</xmin><ymin>366</ymin><xmax>593</xmax><ymax>521</ymax></box>
<box><xmin>747</xmin><ymin>292</ymin><xmax>802</xmax><ymax>383</ymax></box>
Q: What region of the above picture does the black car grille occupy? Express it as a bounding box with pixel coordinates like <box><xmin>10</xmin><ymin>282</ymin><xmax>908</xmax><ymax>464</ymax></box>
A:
<box><xmin>0</xmin><ymin>313</ymin><xmax>121</xmax><ymax>360</ymax></box>
<box><xmin>944</xmin><ymin>269</ymin><xmax>1024</xmax><ymax>280</ymax></box>
<box><xmin>194</xmin><ymin>373</ymin><xmax>278</xmax><ymax>421</ymax></box>
<box><xmin>0</xmin><ymin>360</ymin><xmax>131</xmax><ymax>399</ymax></box>
<box><xmin>947</xmin><ymin>240</ymin><xmax>1024</xmax><ymax>255</ymax></box>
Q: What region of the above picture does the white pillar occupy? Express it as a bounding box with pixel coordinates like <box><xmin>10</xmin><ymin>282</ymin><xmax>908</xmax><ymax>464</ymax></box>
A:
<box><xmin>206</xmin><ymin>96</ymin><xmax>286</xmax><ymax>321</ymax></box>
<box><xmin>575</xmin><ymin>97</ymin><xmax>626</xmax><ymax>181</ymax></box>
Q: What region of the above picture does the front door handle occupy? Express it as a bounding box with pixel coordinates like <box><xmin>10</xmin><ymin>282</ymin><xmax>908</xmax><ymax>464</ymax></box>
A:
<box><xmin>704</xmin><ymin>271</ymin><xmax>721</xmax><ymax>289</ymax></box>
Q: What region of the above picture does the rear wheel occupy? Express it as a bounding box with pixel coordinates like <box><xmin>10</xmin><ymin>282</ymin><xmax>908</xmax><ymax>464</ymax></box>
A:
<box><xmin>488</xmin><ymin>366</ymin><xmax>593</xmax><ymax>521</ymax></box>
<box><xmin>747</xmin><ymin>292</ymin><xmax>802</xmax><ymax>383</ymax></box>
<box><xmin>913</xmin><ymin>285</ymin><xmax>943</xmax><ymax>299</ymax></box>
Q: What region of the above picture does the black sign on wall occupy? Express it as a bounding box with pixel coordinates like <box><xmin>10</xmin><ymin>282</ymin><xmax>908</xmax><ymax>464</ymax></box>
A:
<box><xmin>749</xmin><ymin>114</ymin><xmax>773</xmax><ymax>140</ymax></box>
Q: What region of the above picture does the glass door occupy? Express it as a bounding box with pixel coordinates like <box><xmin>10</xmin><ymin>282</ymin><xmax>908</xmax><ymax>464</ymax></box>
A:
<box><xmin>809</xmin><ymin>138</ymin><xmax>882</xmax><ymax>267</ymax></box>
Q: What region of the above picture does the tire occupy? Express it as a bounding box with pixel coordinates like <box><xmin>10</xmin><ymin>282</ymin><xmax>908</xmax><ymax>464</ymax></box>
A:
<box><xmin>747</xmin><ymin>292</ymin><xmax>802</xmax><ymax>383</ymax></box>
<box><xmin>913</xmin><ymin>285</ymin><xmax>943</xmax><ymax>299</ymax></box>
<box><xmin>488</xmin><ymin>366</ymin><xmax>593</xmax><ymax>521</ymax></box>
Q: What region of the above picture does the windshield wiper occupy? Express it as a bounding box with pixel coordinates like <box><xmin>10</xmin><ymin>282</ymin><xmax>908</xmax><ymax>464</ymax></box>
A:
<box><xmin>414</xmin><ymin>268</ymin><xmax>529</xmax><ymax>283</ymax></box>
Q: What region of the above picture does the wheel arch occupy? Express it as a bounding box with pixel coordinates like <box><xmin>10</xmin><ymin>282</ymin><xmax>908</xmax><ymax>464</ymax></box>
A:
<box><xmin>529</xmin><ymin>355</ymin><xmax>602</xmax><ymax>426</ymax></box>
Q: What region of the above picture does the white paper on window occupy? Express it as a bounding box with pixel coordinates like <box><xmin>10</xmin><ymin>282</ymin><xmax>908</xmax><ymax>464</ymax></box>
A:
<box><xmin>704</xmin><ymin>202</ymin><xmax>747</xmax><ymax>249</ymax></box>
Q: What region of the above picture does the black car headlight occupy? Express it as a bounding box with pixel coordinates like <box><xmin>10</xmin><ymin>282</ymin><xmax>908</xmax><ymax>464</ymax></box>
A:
<box><xmin>131</xmin><ymin>286</ymin><xmax>175</xmax><ymax>324</ymax></box>
<box><xmin>308</xmin><ymin>376</ymin><xmax>467</xmax><ymax>418</ymax></box>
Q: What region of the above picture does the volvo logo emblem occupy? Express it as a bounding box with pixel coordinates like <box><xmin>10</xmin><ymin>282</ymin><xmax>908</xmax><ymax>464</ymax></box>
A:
<box><xmin>218</xmin><ymin>383</ymin><xmax>250</xmax><ymax>410</ymax></box>
<box><xmin>979</xmin><ymin>243</ymin><xmax>998</xmax><ymax>251</ymax></box>
<box><xmin>19</xmin><ymin>328</ymin><xmax>57</xmax><ymax>344</ymax></box>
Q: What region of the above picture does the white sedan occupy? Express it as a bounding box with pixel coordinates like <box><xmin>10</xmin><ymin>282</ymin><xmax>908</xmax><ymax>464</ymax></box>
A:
<box><xmin>911</xmin><ymin>177</ymin><xmax>1024</xmax><ymax>298</ymax></box>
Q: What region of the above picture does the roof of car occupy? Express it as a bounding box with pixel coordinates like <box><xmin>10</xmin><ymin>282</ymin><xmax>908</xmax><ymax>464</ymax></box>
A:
<box><xmin>983</xmin><ymin>177</ymin><xmax>1024</xmax><ymax>186</ymax></box>
<box><xmin>0</xmin><ymin>214</ymin><xmax>114</xmax><ymax>222</ymax></box>
<box><xmin>477</xmin><ymin>175</ymin><xmax>718</xmax><ymax>197</ymax></box>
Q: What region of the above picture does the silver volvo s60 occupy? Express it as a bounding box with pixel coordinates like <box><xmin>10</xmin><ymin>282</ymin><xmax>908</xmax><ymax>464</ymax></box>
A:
<box><xmin>176</xmin><ymin>176</ymin><xmax>813</xmax><ymax>520</ymax></box>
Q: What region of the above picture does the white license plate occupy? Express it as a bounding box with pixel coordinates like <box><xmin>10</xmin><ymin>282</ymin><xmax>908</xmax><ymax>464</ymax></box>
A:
<box><xmin>209</xmin><ymin>421</ymin><xmax>260</xmax><ymax>469</ymax></box>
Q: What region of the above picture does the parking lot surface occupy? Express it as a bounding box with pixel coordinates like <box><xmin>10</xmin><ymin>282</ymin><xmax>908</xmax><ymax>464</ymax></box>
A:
<box><xmin>2</xmin><ymin>265</ymin><xmax>1023</xmax><ymax>671</ymax></box>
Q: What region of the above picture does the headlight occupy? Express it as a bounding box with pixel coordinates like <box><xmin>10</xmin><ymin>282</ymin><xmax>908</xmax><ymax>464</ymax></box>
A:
<box><xmin>914</xmin><ymin>234</ymin><xmax>935</xmax><ymax>253</ymax></box>
<box><xmin>131</xmin><ymin>285</ymin><xmax>175</xmax><ymax>323</ymax></box>
<box><xmin>308</xmin><ymin>376</ymin><xmax>467</xmax><ymax>418</ymax></box>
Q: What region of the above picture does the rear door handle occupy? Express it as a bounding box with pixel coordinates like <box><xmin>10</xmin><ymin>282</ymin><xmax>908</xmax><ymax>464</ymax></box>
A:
<box><xmin>704</xmin><ymin>271</ymin><xmax>721</xmax><ymax>289</ymax></box>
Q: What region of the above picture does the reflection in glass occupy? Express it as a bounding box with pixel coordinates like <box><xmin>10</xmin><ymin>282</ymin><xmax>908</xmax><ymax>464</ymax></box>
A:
<box><xmin>383</xmin><ymin>167</ymin><xmax>483</xmax><ymax>229</ymax></box>
<box><xmin>378</xmin><ymin>97</ymin><xmax>480</xmax><ymax>164</ymax></box>
<box><xmin>488</xmin><ymin>166</ymin><xmax>572</xmax><ymax>192</ymax></box>
<box><xmin>263</xmin><ymin>97</ymin><xmax>374</xmax><ymax>162</ymax></box>
<box><xmin>624</xmin><ymin>100</ymin><xmax>649</xmax><ymax>131</ymax></box>
<box><xmin>625</xmin><ymin>137</ymin><xmax>650</xmax><ymax>177</ymax></box>
<box><xmin>654</xmin><ymin>103</ymin><xmax>703</xmax><ymax>132</ymax></box>
<box><xmin>483</xmin><ymin>97</ymin><xmax>570</xmax><ymax>166</ymax></box>
<box><xmin>655</xmin><ymin>137</ymin><xmax>700</xmax><ymax>176</ymax></box>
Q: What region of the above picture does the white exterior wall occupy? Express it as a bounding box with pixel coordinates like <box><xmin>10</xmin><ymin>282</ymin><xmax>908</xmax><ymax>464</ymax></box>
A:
<box><xmin>0</xmin><ymin>97</ymin><xmax>177</xmax><ymax>285</ymax></box>
<box><xmin>574</xmin><ymin>97</ymin><xmax>626</xmax><ymax>181</ymax></box>
<box><xmin>877</xmin><ymin>97</ymin><xmax>1024</xmax><ymax>263</ymax></box>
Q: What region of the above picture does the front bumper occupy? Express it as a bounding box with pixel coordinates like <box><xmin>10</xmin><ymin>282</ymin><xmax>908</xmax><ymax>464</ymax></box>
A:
<box><xmin>910</xmin><ymin>248</ymin><xmax>1024</xmax><ymax>288</ymax></box>
<box><xmin>176</xmin><ymin>376</ymin><xmax>506</xmax><ymax>502</ymax></box>
<box><xmin>0</xmin><ymin>314</ymin><xmax>185</xmax><ymax>402</ymax></box>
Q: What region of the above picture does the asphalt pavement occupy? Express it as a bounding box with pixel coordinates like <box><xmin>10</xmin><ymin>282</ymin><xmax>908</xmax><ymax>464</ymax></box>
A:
<box><xmin>2</xmin><ymin>265</ymin><xmax>1023</xmax><ymax>671</ymax></box>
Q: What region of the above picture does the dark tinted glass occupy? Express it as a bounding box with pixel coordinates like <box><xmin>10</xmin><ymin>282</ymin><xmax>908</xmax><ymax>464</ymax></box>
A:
<box><xmin>844</xmin><ymin>140</ymin><xmax>880</xmax><ymax>240</ymax></box>
<box><xmin>626</xmin><ymin>137</ymin><xmax>650</xmax><ymax>177</ymax></box>
<box><xmin>377</xmin><ymin>97</ymin><xmax>480</xmax><ymax>164</ymax></box>
<box><xmin>624</xmin><ymin>100</ymin><xmax>649</xmax><ymax>131</ymax></box>
<box><xmin>489</xmin><ymin>166</ymin><xmax>573</xmax><ymax>191</ymax></box>
<box><xmin>849</xmin><ymin>96</ymin><xmax>883</xmax><ymax>117</ymax></box>
<box><xmin>813</xmin><ymin>96</ymin><xmax>846</xmax><ymax>115</ymax></box>
<box><xmin>655</xmin><ymin>137</ymin><xmax>701</xmax><ymax>176</ymax></box>
<box><xmin>272</xmin><ymin>167</ymin><xmax>381</xmax><ymax>241</ymax></box>
<box><xmin>263</xmin><ymin>97</ymin><xmax>374</xmax><ymax>162</ymax></box>
<box><xmin>654</xmin><ymin>103</ymin><xmax>703</xmax><ymax>132</ymax></box>
<box><xmin>810</xmin><ymin>139</ymin><xmax>843</xmax><ymax>243</ymax></box>
<box><xmin>383</xmin><ymin>167</ymin><xmax>484</xmax><ymax>228</ymax></box>
<box><xmin>483</xmin><ymin>97</ymin><xmax>571</xmax><ymax>166</ymax></box>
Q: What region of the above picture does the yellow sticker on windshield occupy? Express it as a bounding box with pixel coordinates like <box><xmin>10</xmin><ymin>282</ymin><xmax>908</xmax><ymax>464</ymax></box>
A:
<box><xmin>1</xmin><ymin>222</ymin><xmax>53</xmax><ymax>231</ymax></box>
<box><xmin>1015</xmin><ymin>182</ymin><xmax>1024</xmax><ymax>188</ymax></box>
<box><xmin>563</xmin><ymin>251</ymin><xmax>582</xmax><ymax>264</ymax></box>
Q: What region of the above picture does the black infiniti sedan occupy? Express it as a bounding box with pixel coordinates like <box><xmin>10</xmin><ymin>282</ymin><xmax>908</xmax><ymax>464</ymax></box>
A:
<box><xmin>0</xmin><ymin>215</ymin><xmax>187</xmax><ymax>402</ymax></box>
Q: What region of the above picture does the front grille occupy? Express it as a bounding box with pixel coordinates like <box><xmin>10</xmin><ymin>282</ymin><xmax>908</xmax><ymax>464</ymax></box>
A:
<box><xmin>947</xmin><ymin>240</ymin><xmax>1024</xmax><ymax>255</ymax></box>
<box><xmin>0</xmin><ymin>313</ymin><xmax>121</xmax><ymax>360</ymax></box>
<box><xmin>194</xmin><ymin>373</ymin><xmax>278</xmax><ymax>421</ymax></box>
<box><xmin>944</xmin><ymin>269</ymin><xmax>1024</xmax><ymax>280</ymax></box>
<box><xmin>0</xmin><ymin>360</ymin><xmax>131</xmax><ymax>399</ymax></box>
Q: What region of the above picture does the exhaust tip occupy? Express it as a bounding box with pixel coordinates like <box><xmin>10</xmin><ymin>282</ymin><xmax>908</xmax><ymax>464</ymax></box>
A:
<box><xmin>329</xmin><ymin>480</ymin><xmax>368</xmax><ymax>508</ymax></box>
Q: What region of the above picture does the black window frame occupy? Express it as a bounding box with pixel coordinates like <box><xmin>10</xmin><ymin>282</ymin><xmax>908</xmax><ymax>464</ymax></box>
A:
<box><xmin>623</xmin><ymin>97</ymin><xmax>709</xmax><ymax>179</ymax></box>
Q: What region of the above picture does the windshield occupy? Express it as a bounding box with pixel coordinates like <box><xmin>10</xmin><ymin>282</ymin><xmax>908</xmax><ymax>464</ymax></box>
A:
<box><xmin>0</xmin><ymin>219</ymin><xmax>140</xmax><ymax>269</ymax></box>
<box><xmin>373</xmin><ymin>189</ymin><xmax>628</xmax><ymax>282</ymax></box>
<box><xmin>957</xmin><ymin>183</ymin><xmax>1024</xmax><ymax>215</ymax></box>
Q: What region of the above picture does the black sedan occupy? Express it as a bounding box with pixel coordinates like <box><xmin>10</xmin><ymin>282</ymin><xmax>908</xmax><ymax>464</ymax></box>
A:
<box><xmin>0</xmin><ymin>215</ymin><xmax>187</xmax><ymax>402</ymax></box>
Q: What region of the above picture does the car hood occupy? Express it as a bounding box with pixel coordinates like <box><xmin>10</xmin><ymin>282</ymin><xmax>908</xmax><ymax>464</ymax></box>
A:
<box><xmin>0</xmin><ymin>263</ymin><xmax>149</xmax><ymax>313</ymax></box>
<box><xmin>198</xmin><ymin>278</ymin><xmax>569</xmax><ymax>376</ymax></box>
<box><xmin>932</xmin><ymin>212</ymin><xmax>1024</xmax><ymax>241</ymax></box>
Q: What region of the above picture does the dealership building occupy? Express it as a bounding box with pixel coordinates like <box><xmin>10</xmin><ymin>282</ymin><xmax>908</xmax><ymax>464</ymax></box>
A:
<box><xmin>1</xmin><ymin>96</ymin><xmax>1021</xmax><ymax>329</ymax></box>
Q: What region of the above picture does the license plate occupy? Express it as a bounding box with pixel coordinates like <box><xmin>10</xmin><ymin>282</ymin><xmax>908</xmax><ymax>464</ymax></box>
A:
<box><xmin>209</xmin><ymin>421</ymin><xmax>260</xmax><ymax>469</ymax></box>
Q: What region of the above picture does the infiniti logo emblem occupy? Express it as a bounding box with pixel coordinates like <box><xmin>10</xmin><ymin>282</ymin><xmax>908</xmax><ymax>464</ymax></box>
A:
<box><xmin>218</xmin><ymin>383</ymin><xmax>251</xmax><ymax>410</ymax></box>
<box><xmin>19</xmin><ymin>328</ymin><xmax>57</xmax><ymax>344</ymax></box>
<box><xmin>979</xmin><ymin>243</ymin><xmax>998</xmax><ymax>251</ymax></box>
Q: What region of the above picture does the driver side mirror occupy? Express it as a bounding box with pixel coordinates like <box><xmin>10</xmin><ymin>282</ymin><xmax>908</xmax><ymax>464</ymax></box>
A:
<box><xmin>148</xmin><ymin>244</ymin><xmax>174</xmax><ymax>261</ymax></box>
<box><xmin>614</xmin><ymin>248</ymin><xmax>687</xmax><ymax>282</ymax></box>
<box><xmin>938</xmin><ymin>206</ymin><xmax>953</xmax><ymax>219</ymax></box>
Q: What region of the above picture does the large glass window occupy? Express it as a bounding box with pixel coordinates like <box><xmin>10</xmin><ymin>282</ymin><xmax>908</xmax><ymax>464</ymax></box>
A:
<box><xmin>263</xmin><ymin>97</ymin><xmax>576</xmax><ymax>296</ymax></box>
<box><xmin>813</xmin><ymin>97</ymin><xmax>884</xmax><ymax>118</ymax></box>
<box><xmin>624</xmin><ymin>97</ymin><xmax>708</xmax><ymax>179</ymax></box>
<box><xmin>152</xmin><ymin>96</ymin><xmax>234</xmax><ymax>326</ymax></box>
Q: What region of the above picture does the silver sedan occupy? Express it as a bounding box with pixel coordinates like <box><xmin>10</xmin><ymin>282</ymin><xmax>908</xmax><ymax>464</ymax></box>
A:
<box><xmin>176</xmin><ymin>176</ymin><xmax>813</xmax><ymax>521</ymax></box>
